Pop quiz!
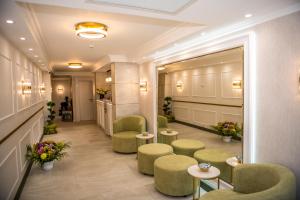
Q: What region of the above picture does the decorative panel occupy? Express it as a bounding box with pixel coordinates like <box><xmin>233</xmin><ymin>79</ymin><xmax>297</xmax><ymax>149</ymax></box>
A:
<box><xmin>31</xmin><ymin>121</ymin><xmax>40</xmax><ymax>144</ymax></box>
<box><xmin>0</xmin><ymin>55</ymin><xmax>14</xmax><ymax>121</ymax></box>
<box><xmin>172</xmin><ymin>75</ymin><xmax>190</xmax><ymax>97</ymax></box>
<box><xmin>221</xmin><ymin>71</ymin><xmax>242</xmax><ymax>99</ymax></box>
<box><xmin>192</xmin><ymin>109</ymin><xmax>217</xmax><ymax>126</ymax></box>
<box><xmin>192</xmin><ymin>73</ymin><xmax>216</xmax><ymax>97</ymax></box>
<box><xmin>0</xmin><ymin>148</ymin><xmax>19</xmax><ymax>200</ymax></box>
<box><xmin>19</xmin><ymin>130</ymin><xmax>31</xmax><ymax>172</ymax></box>
<box><xmin>173</xmin><ymin>106</ymin><xmax>190</xmax><ymax>121</ymax></box>
<box><xmin>221</xmin><ymin>112</ymin><xmax>242</xmax><ymax>124</ymax></box>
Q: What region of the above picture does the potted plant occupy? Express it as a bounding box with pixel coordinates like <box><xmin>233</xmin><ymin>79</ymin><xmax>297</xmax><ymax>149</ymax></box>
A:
<box><xmin>163</xmin><ymin>96</ymin><xmax>175</xmax><ymax>122</ymax></box>
<box><xmin>44</xmin><ymin>101</ymin><xmax>57</xmax><ymax>135</ymax></box>
<box><xmin>26</xmin><ymin>140</ymin><xmax>70</xmax><ymax>170</ymax></box>
<box><xmin>211</xmin><ymin>121</ymin><xmax>242</xmax><ymax>143</ymax></box>
<box><xmin>96</xmin><ymin>88</ymin><xmax>109</xmax><ymax>99</ymax></box>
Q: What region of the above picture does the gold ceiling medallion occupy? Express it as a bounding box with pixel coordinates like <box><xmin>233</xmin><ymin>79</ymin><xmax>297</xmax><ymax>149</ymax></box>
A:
<box><xmin>75</xmin><ymin>22</ymin><xmax>108</xmax><ymax>39</ymax></box>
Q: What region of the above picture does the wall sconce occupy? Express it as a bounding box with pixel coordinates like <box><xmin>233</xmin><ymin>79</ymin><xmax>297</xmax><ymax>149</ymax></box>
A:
<box><xmin>176</xmin><ymin>81</ymin><xmax>183</xmax><ymax>90</ymax></box>
<box><xmin>232</xmin><ymin>80</ymin><xmax>242</xmax><ymax>89</ymax></box>
<box><xmin>39</xmin><ymin>84</ymin><xmax>46</xmax><ymax>94</ymax></box>
<box><xmin>140</xmin><ymin>81</ymin><xmax>147</xmax><ymax>91</ymax></box>
<box><xmin>105</xmin><ymin>77</ymin><xmax>112</xmax><ymax>83</ymax></box>
<box><xmin>57</xmin><ymin>87</ymin><xmax>64</xmax><ymax>94</ymax></box>
<box><xmin>22</xmin><ymin>81</ymin><xmax>32</xmax><ymax>95</ymax></box>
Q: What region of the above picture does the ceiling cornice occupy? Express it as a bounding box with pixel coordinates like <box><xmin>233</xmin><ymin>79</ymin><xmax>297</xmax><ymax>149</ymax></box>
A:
<box><xmin>141</xmin><ymin>2</ymin><xmax>300</xmax><ymax>64</ymax></box>
<box><xmin>21</xmin><ymin>3</ymin><xmax>51</xmax><ymax>71</ymax></box>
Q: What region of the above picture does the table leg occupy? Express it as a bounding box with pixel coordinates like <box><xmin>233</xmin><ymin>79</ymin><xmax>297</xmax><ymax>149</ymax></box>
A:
<box><xmin>217</xmin><ymin>178</ymin><xmax>220</xmax><ymax>189</ymax></box>
<box><xmin>193</xmin><ymin>178</ymin><xmax>200</xmax><ymax>200</ymax></box>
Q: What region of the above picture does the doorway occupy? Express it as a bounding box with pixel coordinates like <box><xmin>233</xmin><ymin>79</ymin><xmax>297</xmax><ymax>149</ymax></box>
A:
<box><xmin>78</xmin><ymin>80</ymin><xmax>95</xmax><ymax>121</ymax></box>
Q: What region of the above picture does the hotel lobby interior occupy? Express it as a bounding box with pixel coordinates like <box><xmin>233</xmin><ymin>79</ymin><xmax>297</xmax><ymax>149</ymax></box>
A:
<box><xmin>0</xmin><ymin>0</ymin><xmax>299</xmax><ymax>200</ymax></box>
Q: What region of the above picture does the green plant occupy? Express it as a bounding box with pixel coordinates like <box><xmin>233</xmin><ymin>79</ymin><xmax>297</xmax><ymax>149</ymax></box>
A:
<box><xmin>163</xmin><ymin>96</ymin><xmax>175</xmax><ymax>122</ymax></box>
<box><xmin>44</xmin><ymin>101</ymin><xmax>57</xmax><ymax>135</ymax></box>
<box><xmin>26</xmin><ymin>140</ymin><xmax>70</xmax><ymax>166</ymax></box>
<box><xmin>211</xmin><ymin>121</ymin><xmax>242</xmax><ymax>137</ymax></box>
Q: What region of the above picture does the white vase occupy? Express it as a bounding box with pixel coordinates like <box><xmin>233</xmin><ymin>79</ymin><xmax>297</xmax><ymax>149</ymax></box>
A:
<box><xmin>42</xmin><ymin>161</ymin><xmax>54</xmax><ymax>171</ymax></box>
<box><xmin>223</xmin><ymin>136</ymin><xmax>232</xmax><ymax>143</ymax></box>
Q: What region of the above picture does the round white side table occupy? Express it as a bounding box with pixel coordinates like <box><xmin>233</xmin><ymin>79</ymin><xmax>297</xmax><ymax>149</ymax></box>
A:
<box><xmin>136</xmin><ymin>133</ymin><xmax>154</xmax><ymax>148</ymax></box>
<box><xmin>187</xmin><ymin>164</ymin><xmax>220</xmax><ymax>200</ymax></box>
<box><xmin>160</xmin><ymin>130</ymin><xmax>179</xmax><ymax>144</ymax></box>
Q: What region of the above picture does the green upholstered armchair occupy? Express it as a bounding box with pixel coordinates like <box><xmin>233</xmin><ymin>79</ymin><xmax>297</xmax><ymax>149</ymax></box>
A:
<box><xmin>157</xmin><ymin>115</ymin><xmax>168</xmax><ymax>143</ymax></box>
<box><xmin>201</xmin><ymin>163</ymin><xmax>296</xmax><ymax>200</ymax></box>
<box><xmin>112</xmin><ymin>115</ymin><xmax>146</xmax><ymax>153</ymax></box>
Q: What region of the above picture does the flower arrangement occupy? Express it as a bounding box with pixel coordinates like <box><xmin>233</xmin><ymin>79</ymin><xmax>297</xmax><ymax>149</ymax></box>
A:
<box><xmin>26</xmin><ymin>141</ymin><xmax>70</xmax><ymax>168</ymax></box>
<box><xmin>211</xmin><ymin>121</ymin><xmax>242</xmax><ymax>137</ymax></box>
<box><xmin>96</xmin><ymin>88</ymin><xmax>109</xmax><ymax>99</ymax></box>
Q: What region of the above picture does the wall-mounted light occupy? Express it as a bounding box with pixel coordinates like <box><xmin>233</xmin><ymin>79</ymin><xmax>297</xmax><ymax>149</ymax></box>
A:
<box><xmin>140</xmin><ymin>81</ymin><xmax>147</xmax><ymax>92</ymax></box>
<box><xmin>22</xmin><ymin>81</ymin><xmax>32</xmax><ymax>95</ymax></box>
<box><xmin>39</xmin><ymin>84</ymin><xmax>46</xmax><ymax>94</ymax></box>
<box><xmin>176</xmin><ymin>81</ymin><xmax>183</xmax><ymax>90</ymax></box>
<box><xmin>157</xmin><ymin>66</ymin><xmax>166</xmax><ymax>71</ymax></box>
<box><xmin>57</xmin><ymin>87</ymin><xmax>64</xmax><ymax>94</ymax></box>
<box><xmin>232</xmin><ymin>80</ymin><xmax>242</xmax><ymax>89</ymax></box>
<box><xmin>105</xmin><ymin>77</ymin><xmax>112</xmax><ymax>83</ymax></box>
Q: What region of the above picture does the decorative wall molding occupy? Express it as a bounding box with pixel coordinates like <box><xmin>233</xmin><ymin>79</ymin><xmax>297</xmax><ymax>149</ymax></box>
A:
<box><xmin>221</xmin><ymin>71</ymin><xmax>243</xmax><ymax>99</ymax></box>
<box><xmin>192</xmin><ymin>108</ymin><xmax>217</xmax><ymax>126</ymax></box>
<box><xmin>191</xmin><ymin>73</ymin><xmax>217</xmax><ymax>98</ymax></box>
<box><xmin>18</xmin><ymin>129</ymin><xmax>31</xmax><ymax>172</ymax></box>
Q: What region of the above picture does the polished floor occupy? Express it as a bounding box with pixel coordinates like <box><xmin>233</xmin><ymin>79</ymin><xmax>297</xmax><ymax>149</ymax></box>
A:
<box><xmin>20</xmin><ymin>121</ymin><xmax>240</xmax><ymax>200</ymax></box>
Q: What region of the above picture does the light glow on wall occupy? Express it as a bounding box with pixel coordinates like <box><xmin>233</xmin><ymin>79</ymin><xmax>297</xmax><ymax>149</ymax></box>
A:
<box><xmin>57</xmin><ymin>86</ymin><xmax>64</xmax><ymax>94</ymax></box>
<box><xmin>232</xmin><ymin>80</ymin><xmax>242</xmax><ymax>89</ymax></box>
<box><xmin>140</xmin><ymin>81</ymin><xmax>147</xmax><ymax>92</ymax></box>
<box><xmin>22</xmin><ymin>81</ymin><xmax>32</xmax><ymax>95</ymax></box>
<box><xmin>176</xmin><ymin>81</ymin><xmax>183</xmax><ymax>90</ymax></box>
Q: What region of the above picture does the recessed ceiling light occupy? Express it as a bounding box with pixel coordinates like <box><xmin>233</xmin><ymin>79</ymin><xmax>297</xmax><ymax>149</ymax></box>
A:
<box><xmin>75</xmin><ymin>22</ymin><xmax>108</xmax><ymax>39</ymax></box>
<box><xmin>34</xmin><ymin>55</ymin><xmax>38</xmax><ymax>58</ymax></box>
<box><xmin>89</xmin><ymin>44</ymin><xmax>95</xmax><ymax>48</ymax></box>
<box><xmin>41</xmin><ymin>63</ymin><xmax>45</xmax><ymax>66</ymax></box>
<box><xmin>245</xmin><ymin>14</ymin><xmax>253</xmax><ymax>18</ymax></box>
<box><xmin>68</xmin><ymin>63</ymin><xmax>82</xmax><ymax>69</ymax></box>
<box><xmin>201</xmin><ymin>32</ymin><xmax>206</xmax><ymax>36</ymax></box>
<box><xmin>20</xmin><ymin>37</ymin><xmax>26</xmax><ymax>41</ymax></box>
<box><xmin>38</xmin><ymin>60</ymin><xmax>42</xmax><ymax>62</ymax></box>
<box><xmin>6</xmin><ymin>20</ymin><xmax>14</xmax><ymax>24</ymax></box>
<box><xmin>28</xmin><ymin>48</ymin><xmax>33</xmax><ymax>51</ymax></box>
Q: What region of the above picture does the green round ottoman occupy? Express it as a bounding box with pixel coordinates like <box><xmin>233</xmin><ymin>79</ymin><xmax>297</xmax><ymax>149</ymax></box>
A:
<box><xmin>138</xmin><ymin>143</ymin><xmax>173</xmax><ymax>175</ymax></box>
<box><xmin>171</xmin><ymin>139</ymin><xmax>205</xmax><ymax>157</ymax></box>
<box><xmin>194</xmin><ymin>149</ymin><xmax>235</xmax><ymax>183</ymax></box>
<box><xmin>154</xmin><ymin>154</ymin><xmax>197</xmax><ymax>196</ymax></box>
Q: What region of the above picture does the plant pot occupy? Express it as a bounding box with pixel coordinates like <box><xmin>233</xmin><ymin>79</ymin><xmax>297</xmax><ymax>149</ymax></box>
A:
<box><xmin>223</xmin><ymin>136</ymin><xmax>232</xmax><ymax>143</ymax></box>
<box><xmin>42</xmin><ymin>161</ymin><xmax>54</xmax><ymax>171</ymax></box>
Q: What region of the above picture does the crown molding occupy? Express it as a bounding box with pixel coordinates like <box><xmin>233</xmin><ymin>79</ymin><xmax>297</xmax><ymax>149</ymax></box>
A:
<box><xmin>141</xmin><ymin>2</ymin><xmax>300</xmax><ymax>64</ymax></box>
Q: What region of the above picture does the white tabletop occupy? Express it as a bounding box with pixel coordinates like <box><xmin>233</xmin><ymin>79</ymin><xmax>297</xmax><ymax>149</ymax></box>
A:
<box><xmin>188</xmin><ymin>164</ymin><xmax>220</xmax><ymax>180</ymax></box>
<box><xmin>226</xmin><ymin>157</ymin><xmax>241</xmax><ymax>167</ymax></box>
<box><xmin>136</xmin><ymin>133</ymin><xmax>154</xmax><ymax>140</ymax></box>
<box><xmin>160</xmin><ymin>130</ymin><xmax>179</xmax><ymax>136</ymax></box>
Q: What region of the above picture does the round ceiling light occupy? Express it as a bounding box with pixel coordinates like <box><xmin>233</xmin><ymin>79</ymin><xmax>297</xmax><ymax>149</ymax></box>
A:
<box><xmin>68</xmin><ymin>63</ymin><xmax>82</xmax><ymax>69</ymax></box>
<box><xmin>75</xmin><ymin>22</ymin><xmax>108</xmax><ymax>39</ymax></box>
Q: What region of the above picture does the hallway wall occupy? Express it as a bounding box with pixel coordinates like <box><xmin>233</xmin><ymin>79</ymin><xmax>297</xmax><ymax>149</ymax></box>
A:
<box><xmin>51</xmin><ymin>78</ymin><xmax>72</xmax><ymax>116</ymax></box>
<box><xmin>0</xmin><ymin>33</ymin><xmax>47</xmax><ymax>200</ymax></box>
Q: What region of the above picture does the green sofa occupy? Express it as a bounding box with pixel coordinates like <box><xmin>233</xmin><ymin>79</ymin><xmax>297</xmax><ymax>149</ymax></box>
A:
<box><xmin>157</xmin><ymin>115</ymin><xmax>168</xmax><ymax>143</ymax></box>
<box><xmin>112</xmin><ymin>115</ymin><xmax>146</xmax><ymax>153</ymax></box>
<box><xmin>201</xmin><ymin>163</ymin><xmax>296</xmax><ymax>200</ymax></box>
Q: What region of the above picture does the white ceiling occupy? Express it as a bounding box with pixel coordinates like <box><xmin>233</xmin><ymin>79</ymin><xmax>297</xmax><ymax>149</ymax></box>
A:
<box><xmin>0</xmin><ymin>0</ymin><xmax>299</xmax><ymax>72</ymax></box>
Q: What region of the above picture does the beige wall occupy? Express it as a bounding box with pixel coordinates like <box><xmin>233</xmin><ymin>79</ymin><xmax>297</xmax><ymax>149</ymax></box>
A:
<box><xmin>112</xmin><ymin>62</ymin><xmax>140</xmax><ymax>119</ymax></box>
<box><xmin>0</xmin><ymin>33</ymin><xmax>47</xmax><ymax>200</ymax></box>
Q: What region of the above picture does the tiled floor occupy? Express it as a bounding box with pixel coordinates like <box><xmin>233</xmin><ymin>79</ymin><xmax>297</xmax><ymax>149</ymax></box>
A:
<box><xmin>20</xmin><ymin>121</ymin><xmax>241</xmax><ymax>200</ymax></box>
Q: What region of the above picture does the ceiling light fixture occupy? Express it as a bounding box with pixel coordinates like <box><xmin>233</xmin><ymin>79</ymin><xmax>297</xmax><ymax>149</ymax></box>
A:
<box><xmin>6</xmin><ymin>20</ymin><xmax>14</xmax><ymax>24</ymax></box>
<box><xmin>157</xmin><ymin>66</ymin><xmax>166</xmax><ymax>71</ymax></box>
<box><xmin>89</xmin><ymin>44</ymin><xmax>95</xmax><ymax>48</ymax></box>
<box><xmin>20</xmin><ymin>37</ymin><xmax>26</xmax><ymax>41</ymax></box>
<box><xmin>34</xmin><ymin>55</ymin><xmax>38</xmax><ymax>58</ymax></box>
<box><xmin>28</xmin><ymin>48</ymin><xmax>33</xmax><ymax>51</ymax></box>
<box><xmin>68</xmin><ymin>63</ymin><xmax>82</xmax><ymax>69</ymax></box>
<box><xmin>245</xmin><ymin>13</ymin><xmax>253</xmax><ymax>18</ymax></box>
<box><xmin>75</xmin><ymin>22</ymin><xmax>108</xmax><ymax>39</ymax></box>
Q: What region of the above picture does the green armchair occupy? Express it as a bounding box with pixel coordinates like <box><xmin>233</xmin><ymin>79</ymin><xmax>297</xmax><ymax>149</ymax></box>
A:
<box><xmin>112</xmin><ymin>115</ymin><xmax>146</xmax><ymax>153</ymax></box>
<box><xmin>201</xmin><ymin>163</ymin><xmax>296</xmax><ymax>200</ymax></box>
<box><xmin>157</xmin><ymin>115</ymin><xmax>168</xmax><ymax>143</ymax></box>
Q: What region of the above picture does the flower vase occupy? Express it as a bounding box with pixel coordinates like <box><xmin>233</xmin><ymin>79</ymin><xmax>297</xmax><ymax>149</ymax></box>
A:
<box><xmin>223</xmin><ymin>136</ymin><xmax>232</xmax><ymax>143</ymax></box>
<box><xmin>42</xmin><ymin>161</ymin><xmax>54</xmax><ymax>171</ymax></box>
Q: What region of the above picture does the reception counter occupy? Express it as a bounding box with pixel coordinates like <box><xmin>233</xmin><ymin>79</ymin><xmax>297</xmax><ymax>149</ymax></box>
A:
<box><xmin>96</xmin><ymin>100</ymin><xmax>113</xmax><ymax>136</ymax></box>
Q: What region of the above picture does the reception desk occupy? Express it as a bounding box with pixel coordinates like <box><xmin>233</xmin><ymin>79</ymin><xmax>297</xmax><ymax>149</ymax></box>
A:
<box><xmin>96</xmin><ymin>100</ymin><xmax>113</xmax><ymax>136</ymax></box>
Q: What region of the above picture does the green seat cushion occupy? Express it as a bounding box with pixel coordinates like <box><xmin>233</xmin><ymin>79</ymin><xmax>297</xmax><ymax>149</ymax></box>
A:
<box><xmin>154</xmin><ymin>154</ymin><xmax>197</xmax><ymax>196</ymax></box>
<box><xmin>194</xmin><ymin>149</ymin><xmax>235</xmax><ymax>183</ymax></box>
<box><xmin>112</xmin><ymin>131</ymin><xmax>138</xmax><ymax>153</ymax></box>
<box><xmin>138</xmin><ymin>143</ymin><xmax>173</xmax><ymax>175</ymax></box>
<box><xmin>171</xmin><ymin>139</ymin><xmax>205</xmax><ymax>157</ymax></box>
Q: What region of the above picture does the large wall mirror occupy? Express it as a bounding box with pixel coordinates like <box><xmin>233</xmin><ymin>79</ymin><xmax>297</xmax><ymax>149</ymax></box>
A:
<box><xmin>156</xmin><ymin>47</ymin><xmax>244</xmax><ymax>187</ymax></box>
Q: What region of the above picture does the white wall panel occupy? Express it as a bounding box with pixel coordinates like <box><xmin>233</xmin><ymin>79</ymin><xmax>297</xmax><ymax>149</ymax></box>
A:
<box><xmin>192</xmin><ymin>73</ymin><xmax>216</xmax><ymax>97</ymax></box>
<box><xmin>221</xmin><ymin>71</ymin><xmax>243</xmax><ymax>99</ymax></box>
<box><xmin>19</xmin><ymin>130</ymin><xmax>31</xmax><ymax>172</ymax></box>
<box><xmin>192</xmin><ymin>109</ymin><xmax>217</xmax><ymax>126</ymax></box>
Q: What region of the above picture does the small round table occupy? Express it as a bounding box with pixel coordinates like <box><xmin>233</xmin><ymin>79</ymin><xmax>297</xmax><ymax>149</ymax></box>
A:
<box><xmin>187</xmin><ymin>165</ymin><xmax>220</xmax><ymax>200</ymax></box>
<box><xmin>136</xmin><ymin>133</ymin><xmax>154</xmax><ymax>150</ymax></box>
<box><xmin>160</xmin><ymin>130</ymin><xmax>179</xmax><ymax>145</ymax></box>
<box><xmin>226</xmin><ymin>157</ymin><xmax>242</xmax><ymax>183</ymax></box>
